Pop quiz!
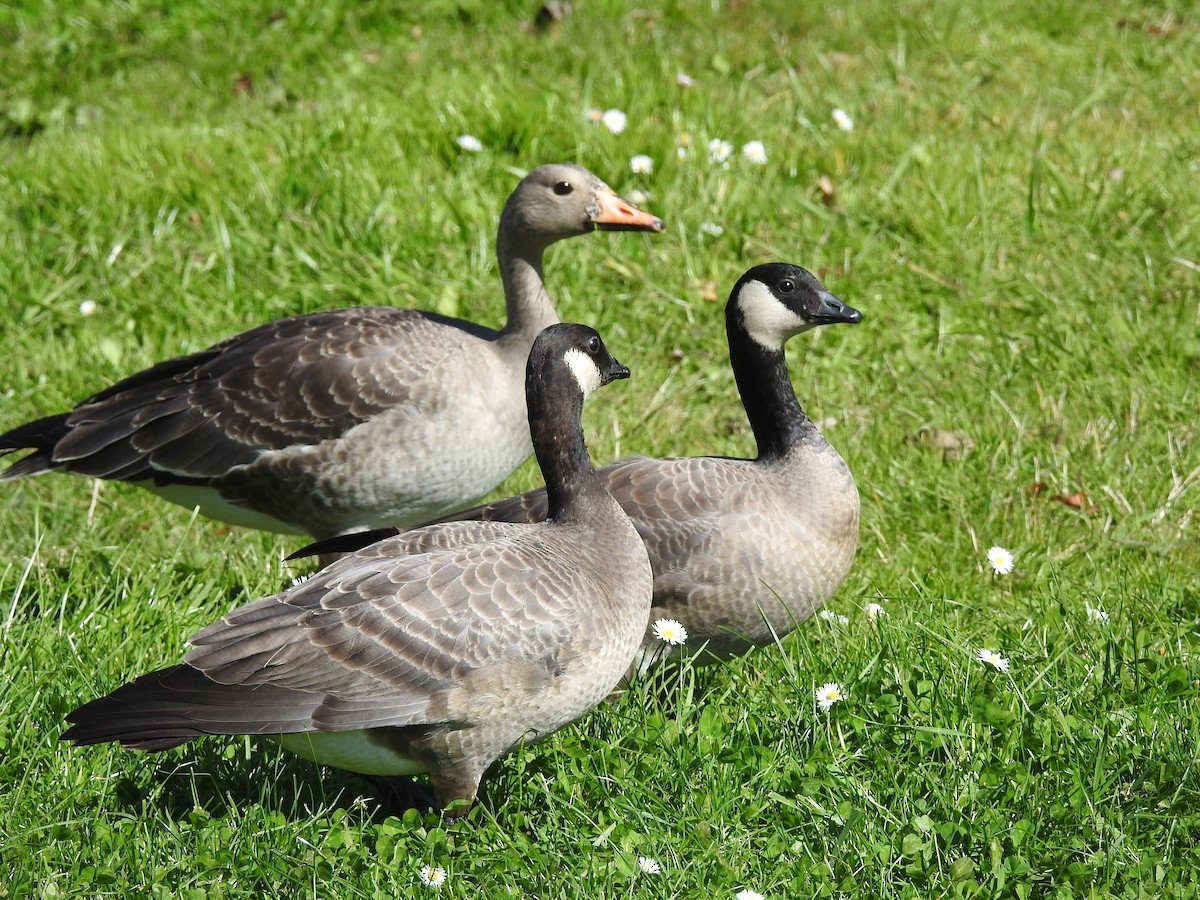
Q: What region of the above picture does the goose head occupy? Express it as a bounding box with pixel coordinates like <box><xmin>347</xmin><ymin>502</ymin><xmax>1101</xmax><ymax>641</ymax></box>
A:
<box><xmin>499</xmin><ymin>163</ymin><xmax>665</xmax><ymax>254</ymax></box>
<box><xmin>729</xmin><ymin>262</ymin><xmax>862</xmax><ymax>351</ymax></box>
<box><xmin>527</xmin><ymin>322</ymin><xmax>630</xmax><ymax>405</ymax></box>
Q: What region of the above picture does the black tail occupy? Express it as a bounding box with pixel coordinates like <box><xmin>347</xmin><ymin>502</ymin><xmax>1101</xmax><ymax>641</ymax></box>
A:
<box><xmin>0</xmin><ymin>412</ymin><xmax>70</xmax><ymax>479</ymax></box>
<box><xmin>61</xmin><ymin>664</ymin><xmax>314</xmax><ymax>751</ymax></box>
<box><xmin>287</xmin><ymin>526</ymin><xmax>401</xmax><ymax>560</ymax></box>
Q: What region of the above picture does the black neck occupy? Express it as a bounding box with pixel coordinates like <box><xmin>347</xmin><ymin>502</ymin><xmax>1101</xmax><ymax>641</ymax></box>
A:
<box><xmin>727</xmin><ymin>309</ymin><xmax>814</xmax><ymax>461</ymax></box>
<box><xmin>526</xmin><ymin>371</ymin><xmax>607</xmax><ymax>523</ymax></box>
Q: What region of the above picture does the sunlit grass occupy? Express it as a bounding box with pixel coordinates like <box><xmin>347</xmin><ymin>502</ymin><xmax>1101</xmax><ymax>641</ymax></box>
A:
<box><xmin>2</xmin><ymin>0</ymin><xmax>1198</xmax><ymax>895</ymax></box>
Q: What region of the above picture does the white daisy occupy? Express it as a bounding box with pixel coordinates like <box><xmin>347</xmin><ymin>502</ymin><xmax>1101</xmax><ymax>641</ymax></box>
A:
<box><xmin>864</xmin><ymin>602</ymin><xmax>885</xmax><ymax>623</ymax></box>
<box><xmin>819</xmin><ymin>609</ymin><xmax>849</xmax><ymax>626</ymax></box>
<box><xmin>455</xmin><ymin>134</ymin><xmax>483</xmax><ymax>152</ymax></box>
<box><xmin>699</xmin><ymin>222</ymin><xmax>724</xmax><ymax>237</ymax></box>
<box><xmin>630</xmin><ymin>154</ymin><xmax>654</xmax><ymax>175</ymax></box>
<box><xmin>676</xmin><ymin>72</ymin><xmax>694</xmax><ymax>88</ymax></box>
<box><xmin>707</xmin><ymin>138</ymin><xmax>733</xmax><ymax>165</ymax></box>
<box><xmin>676</xmin><ymin>132</ymin><xmax>692</xmax><ymax>160</ymax></box>
<box><xmin>736</xmin><ymin>891</ymin><xmax>765</xmax><ymax>900</ymax></box>
<box><xmin>652</xmin><ymin>618</ymin><xmax>687</xmax><ymax>645</ymax></box>
<box><xmin>1086</xmin><ymin>602</ymin><xmax>1110</xmax><ymax>624</ymax></box>
<box><xmin>987</xmin><ymin>546</ymin><xmax>1014</xmax><ymax>575</ymax></box>
<box><xmin>832</xmin><ymin>108</ymin><xmax>854</xmax><ymax>131</ymax></box>
<box><xmin>628</xmin><ymin>188</ymin><xmax>650</xmax><ymax>206</ymax></box>
<box><xmin>601</xmin><ymin>108</ymin><xmax>627</xmax><ymax>134</ymax></box>
<box><xmin>741</xmin><ymin>140</ymin><xmax>768</xmax><ymax>164</ymax></box>
<box><xmin>816</xmin><ymin>682</ymin><xmax>845</xmax><ymax>710</ymax></box>
<box><xmin>79</xmin><ymin>299</ymin><xmax>98</xmax><ymax>316</ymax></box>
<box><xmin>419</xmin><ymin>865</ymin><xmax>447</xmax><ymax>887</ymax></box>
<box><xmin>977</xmin><ymin>648</ymin><xmax>1010</xmax><ymax>673</ymax></box>
<box><xmin>638</xmin><ymin>856</ymin><xmax>661</xmax><ymax>874</ymax></box>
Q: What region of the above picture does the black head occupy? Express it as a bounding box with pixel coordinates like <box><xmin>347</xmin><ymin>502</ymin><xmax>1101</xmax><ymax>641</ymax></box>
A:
<box><xmin>527</xmin><ymin>323</ymin><xmax>630</xmax><ymax>401</ymax></box>
<box><xmin>728</xmin><ymin>262</ymin><xmax>862</xmax><ymax>350</ymax></box>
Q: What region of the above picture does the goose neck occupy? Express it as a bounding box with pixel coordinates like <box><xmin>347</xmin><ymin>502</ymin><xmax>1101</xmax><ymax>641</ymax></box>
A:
<box><xmin>526</xmin><ymin>379</ymin><xmax>607</xmax><ymax>524</ymax></box>
<box><xmin>496</xmin><ymin>235</ymin><xmax>560</xmax><ymax>342</ymax></box>
<box><xmin>727</xmin><ymin>319</ymin><xmax>814</xmax><ymax>460</ymax></box>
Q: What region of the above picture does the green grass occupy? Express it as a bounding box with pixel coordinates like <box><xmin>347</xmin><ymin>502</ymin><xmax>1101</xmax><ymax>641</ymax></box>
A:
<box><xmin>2</xmin><ymin>0</ymin><xmax>1199</xmax><ymax>895</ymax></box>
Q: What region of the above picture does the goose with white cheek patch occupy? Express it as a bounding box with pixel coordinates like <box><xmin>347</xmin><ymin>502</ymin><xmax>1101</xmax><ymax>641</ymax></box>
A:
<box><xmin>61</xmin><ymin>323</ymin><xmax>653</xmax><ymax>818</ymax></box>
<box><xmin>0</xmin><ymin>164</ymin><xmax>663</xmax><ymax>543</ymax></box>
<box><xmin>300</xmin><ymin>263</ymin><xmax>862</xmax><ymax>677</ymax></box>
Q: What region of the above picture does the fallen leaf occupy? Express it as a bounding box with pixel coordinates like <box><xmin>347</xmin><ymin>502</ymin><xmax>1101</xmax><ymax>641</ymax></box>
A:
<box><xmin>690</xmin><ymin>278</ymin><xmax>718</xmax><ymax>302</ymax></box>
<box><xmin>232</xmin><ymin>73</ymin><xmax>254</xmax><ymax>95</ymax></box>
<box><xmin>816</xmin><ymin>175</ymin><xmax>836</xmax><ymax>206</ymax></box>
<box><xmin>533</xmin><ymin>1</ymin><xmax>572</xmax><ymax>31</ymax></box>
<box><xmin>907</xmin><ymin>428</ymin><xmax>975</xmax><ymax>460</ymax></box>
<box><xmin>1054</xmin><ymin>490</ymin><xmax>1099</xmax><ymax>515</ymax></box>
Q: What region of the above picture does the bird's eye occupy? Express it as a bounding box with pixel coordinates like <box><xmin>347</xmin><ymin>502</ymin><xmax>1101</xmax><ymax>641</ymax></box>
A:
<box><xmin>779</xmin><ymin>279</ymin><xmax>795</xmax><ymax>293</ymax></box>
<box><xmin>586</xmin><ymin>335</ymin><xmax>601</xmax><ymax>353</ymax></box>
<box><xmin>553</xmin><ymin>181</ymin><xmax>574</xmax><ymax>196</ymax></box>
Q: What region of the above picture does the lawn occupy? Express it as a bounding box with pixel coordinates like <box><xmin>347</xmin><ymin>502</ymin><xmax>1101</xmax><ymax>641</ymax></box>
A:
<box><xmin>1</xmin><ymin>0</ymin><xmax>1198</xmax><ymax>896</ymax></box>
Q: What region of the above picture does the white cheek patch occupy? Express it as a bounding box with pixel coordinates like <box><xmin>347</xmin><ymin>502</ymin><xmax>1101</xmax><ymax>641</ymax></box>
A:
<box><xmin>738</xmin><ymin>279</ymin><xmax>810</xmax><ymax>350</ymax></box>
<box><xmin>563</xmin><ymin>347</ymin><xmax>603</xmax><ymax>397</ymax></box>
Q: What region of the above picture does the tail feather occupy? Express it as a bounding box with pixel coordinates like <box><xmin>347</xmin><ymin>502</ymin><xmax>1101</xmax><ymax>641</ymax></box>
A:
<box><xmin>60</xmin><ymin>664</ymin><xmax>323</xmax><ymax>750</ymax></box>
<box><xmin>0</xmin><ymin>412</ymin><xmax>70</xmax><ymax>479</ymax></box>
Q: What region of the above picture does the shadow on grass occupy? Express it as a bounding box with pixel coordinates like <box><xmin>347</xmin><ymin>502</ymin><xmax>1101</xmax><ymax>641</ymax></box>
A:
<box><xmin>102</xmin><ymin>738</ymin><xmax>439</xmax><ymax>824</ymax></box>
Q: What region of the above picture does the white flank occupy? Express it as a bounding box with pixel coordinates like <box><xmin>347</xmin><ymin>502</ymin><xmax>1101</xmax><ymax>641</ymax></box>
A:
<box><xmin>277</xmin><ymin>730</ymin><xmax>430</xmax><ymax>776</ymax></box>
<box><xmin>563</xmin><ymin>347</ymin><xmax>603</xmax><ymax>398</ymax></box>
<box><xmin>737</xmin><ymin>279</ymin><xmax>810</xmax><ymax>350</ymax></box>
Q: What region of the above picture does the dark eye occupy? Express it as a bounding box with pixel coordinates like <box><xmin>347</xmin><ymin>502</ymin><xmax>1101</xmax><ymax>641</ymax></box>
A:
<box><xmin>553</xmin><ymin>181</ymin><xmax>574</xmax><ymax>196</ymax></box>
<box><xmin>586</xmin><ymin>335</ymin><xmax>601</xmax><ymax>353</ymax></box>
<box><xmin>778</xmin><ymin>279</ymin><xmax>795</xmax><ymax>293</ymax></box>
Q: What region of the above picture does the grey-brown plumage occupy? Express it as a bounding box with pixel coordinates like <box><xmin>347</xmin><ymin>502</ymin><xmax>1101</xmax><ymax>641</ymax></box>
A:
<box><xmin>0</xmin><ymin>164</ymin><xmax>664</xmax><ymax>540</ymax></box>
<box><xmin>61</xmin><ymin>323</ymin><xmax>653</xmax><ymax>816</ymax></box>
<box><xmin>301</xmin><ymin>264</ymin><xmax>862</xmax><ymax>675</ymax></box>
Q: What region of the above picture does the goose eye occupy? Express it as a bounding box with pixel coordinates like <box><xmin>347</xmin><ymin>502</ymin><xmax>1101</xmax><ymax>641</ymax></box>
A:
<box><xmin>778</xmin><ymin>279</ymin><xmax>795</xmax><ymax>293</ymax></box>
<box><xmin>586</xmin><ymin>336</ymin><xmax>601</xmax><ymax>353</ymax></box>
<box><xmin>553</xmin><ymin>181</ymin><xmax>574</xmax><ymax>196</ymax></box>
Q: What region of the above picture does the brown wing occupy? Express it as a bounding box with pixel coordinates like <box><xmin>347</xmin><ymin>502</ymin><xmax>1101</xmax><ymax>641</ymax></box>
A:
<box><xmin>25</xmin><ymin>307</ymin><xmax>493</xmax><ymax>484</ymax></box>
<box><xmin>62</xmin><ymin>520</ymin><xmax>586</xmax><ymax>746</ymax></box>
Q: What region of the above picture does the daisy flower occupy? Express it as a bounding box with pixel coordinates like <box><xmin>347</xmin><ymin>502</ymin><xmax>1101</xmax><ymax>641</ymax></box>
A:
<box><xmin>601</xmin><ymin>108</ymin><xmax>627</xmax><ymax>134</ymax></box>
<box><xmin>699</xmin><ymin>222</ymin><xmax>724</xmax><ymax>237</ymax></box>
<box><xmin>585</xmin><ymin>107</ymin><xmax>604</xmax><ymax>124</ymax></box>
<box><xmin>676</xmin><ymin>72</ymin><xmax>694</xmax><ymax>88</ymax></box>
<box><xmin>819</xmin><ymin>609</ymin><xmax>849</xmax><ymax>626</ymax></box>
<box><xmin>816</xmin><ymin>682</ymin><xmax>845</xmax><ymax>710</ymax></box>
<box><xmin>628</xmin><ymin>188</ymin><xmax>650</xmax><ymax>206</ymax></box>
<box><xmin>832</xmin><ymin>107</ymin><xmax>854</xmax><ymax>131</ymax></box>
<box><xmin>652</xmin><ymin>618</ymin><xmax>688</xmax><ymax>645</ymax></box>
<box><xmin>1086</xmin><ymin>602</ymin><xmax>1110</xmax><ymax>624</ymax></box>
<box><xmin>987</xmin><ymin>546</ymin><xmax>1014</xmax><ymax>575</ymax></box>
<box><xmin>741</xmin><ymin>140</ymin><xmax>768</xmax><ymax>164</ymax></box>
<box><xmin>79</xmin><ymin>299</ymin><xmax>98</xmax><ymax>316</ymax></box>
<box><xmin>630</xmin><ymin>154</ymin><xmax>654</xmax><ymax>175</ymax></box>
<box><xmin>736</xmin><ymin>891</ymin><xmax>766</xmax><ymax>900</ymax></box>
<box><xmin>707</xmin><ymin>138</ymin><xmax>733</xmax><ymax>165</ymax></box>
<box><xmin>455</xmin><ymin>134</ymin><xmax>483</xmax><ymax>152</ymax></box>
<box><xmin>977</xmin><ymin>648</ymin><xmax>1010</xmax><ymax>673</ymax></box>
<box><xmin>864</xmin><ymin>601</ymin><xmax>885</xmax><ymax>623</ymax></box>
<box><xmin>676</xmin><ymin>132</ymin><xmax>692</xmax><ymax>159</ymax></box>
<box><xmin>419</xmin><ymin>865</ymin><xmax>447</xmax><ymax>887</ymax></box>
<box><xmin>638</xmin><ymin>856</ymin><xmax>661</xmax><ymax>874</ymax></box>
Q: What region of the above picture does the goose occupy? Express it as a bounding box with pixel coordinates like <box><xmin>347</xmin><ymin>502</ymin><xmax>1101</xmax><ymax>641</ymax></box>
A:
<box><xmin>0</xmin><ymin>164</ymin><xmax>663</xmax><ymax>542</ymax></box>
<box><xmin>298</xmin><ymin>263</ymin><xmax>862</xmax><ymax>675</ymax></box>
<box><xmin>61</xmin><ymin>323</ymin><xmax>653</xmax><ymax>817</ymax></box>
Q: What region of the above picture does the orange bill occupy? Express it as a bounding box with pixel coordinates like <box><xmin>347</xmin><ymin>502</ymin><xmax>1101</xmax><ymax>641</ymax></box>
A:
<box><xmin>592</xmin><ymin>189</ymin><xmax>666</xmax><ymax>233</ymax></box>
